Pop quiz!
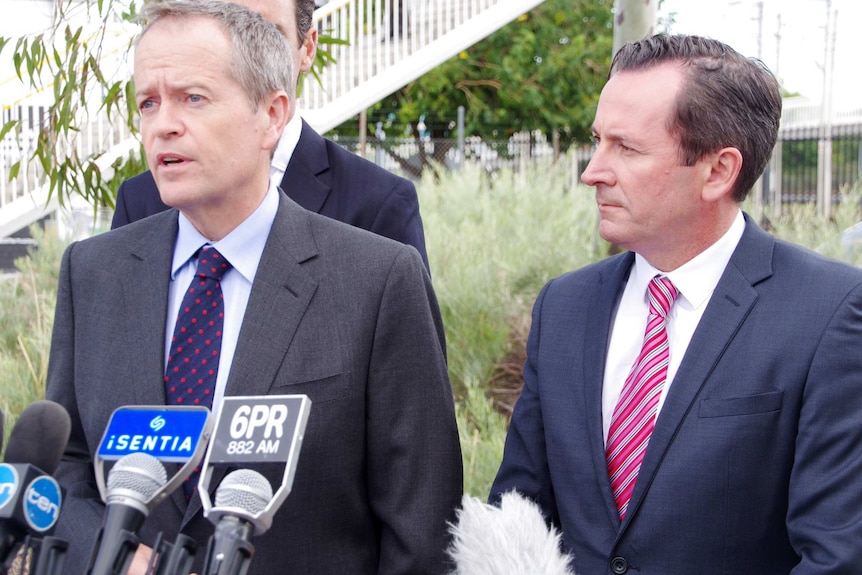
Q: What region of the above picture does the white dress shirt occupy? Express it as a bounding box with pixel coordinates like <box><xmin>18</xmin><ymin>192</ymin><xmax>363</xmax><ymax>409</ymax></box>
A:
<box><xmin>602</xmin><ymin>210</ymin><xmax>746</xmax><ymax>442</ymax></box>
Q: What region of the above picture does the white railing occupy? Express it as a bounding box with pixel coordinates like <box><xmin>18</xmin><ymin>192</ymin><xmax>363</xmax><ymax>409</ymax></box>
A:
<box><xmin>780</xmin><ymin>99</ymin><xmax>862</xmax><ymax>131</ymax></box>
<box><xmin>0</xmin><ymin>104</ymin><xmax>137</xmax><ymax>238</ymax></box>
<box><xmin>301</xmin><ymin>0</ymin><xmax>545</xmax><ymax>133</ymax></box>
<box><xmin>0</xmin><ymin>0</ymin><xmax>543</xmax><ymax>238</ymax></box>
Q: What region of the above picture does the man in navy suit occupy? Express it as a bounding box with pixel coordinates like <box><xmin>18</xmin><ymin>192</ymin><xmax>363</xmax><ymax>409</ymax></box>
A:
<box><xmin>490</xmin><ymin>34</ymin><xmax>862</xmax><ymax>574</ymax></box>
<box><xmin>112</xmin><ymin>0</ymin><xmax>429</xmax><ymax>272</ymax></box>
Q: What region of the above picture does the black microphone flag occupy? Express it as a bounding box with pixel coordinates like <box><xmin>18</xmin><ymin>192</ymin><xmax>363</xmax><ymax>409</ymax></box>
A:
<box><xmin>198</xmin><ymin>395</ymin><xmax>311</xmax><ymax>535</ymax></box>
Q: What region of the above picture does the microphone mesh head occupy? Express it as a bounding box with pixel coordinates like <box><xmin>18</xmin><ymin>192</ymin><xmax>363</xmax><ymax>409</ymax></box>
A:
<box><xmin>107</xmin><ymin>452</ymin><xmax>168</xmax><ymax>500</ymax></box>
<box><xmin>215</xmin><ymin>469</ymin><xmax>273</xmax><ymax>515</ymax></box>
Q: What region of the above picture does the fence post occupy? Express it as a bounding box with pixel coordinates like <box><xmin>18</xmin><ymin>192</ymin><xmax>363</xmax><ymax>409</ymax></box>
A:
<box><xmin>457</xmin><ymin>105</ymin><xmax>465</xmax><ymax>171</ymax></box>
<box><xmin>769</xmin><ymin>141</ymin><xmax>782</xmax><ymax>219</ymax></box>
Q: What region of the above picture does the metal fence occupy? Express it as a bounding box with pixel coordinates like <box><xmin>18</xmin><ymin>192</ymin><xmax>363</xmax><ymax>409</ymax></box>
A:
<box><xmin>772</xmin><ymin>122</ymin><xmax>862</xmax><ymax>204</ymax></box>
<box><xmin>0</xmin><ymin>102</ymin><xmax>861</xmax><ymax>240</ymax></box>
<box><xmin>328</xmin><ymin>131</ymin><xmax>592</xmax><ymax>185</ymax></box>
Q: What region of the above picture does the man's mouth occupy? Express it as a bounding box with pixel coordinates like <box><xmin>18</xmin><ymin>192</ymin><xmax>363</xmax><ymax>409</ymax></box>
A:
<box><xmin>157</xmin><ymin>154</ymin><xmax>188</xmax><ymax>166</ymax></box>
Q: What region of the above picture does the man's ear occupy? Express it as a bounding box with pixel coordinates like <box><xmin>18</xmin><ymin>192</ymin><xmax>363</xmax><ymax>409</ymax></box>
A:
<box><xmin>298</xmin><ymin>27</ymin><xmax>318</xmax><ymax>74</ymax></box>
<box><xmin>702</xmin><ymin>146</ymin><xmax>743</xmax><ymax>203</ymax></box>
<box><xmin>262</xmin><ymin>91</ymin><xmax>291</xmax><ymax>151</ymax></box>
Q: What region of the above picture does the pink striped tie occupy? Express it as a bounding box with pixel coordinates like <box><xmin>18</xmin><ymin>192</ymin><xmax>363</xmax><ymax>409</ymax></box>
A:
<box><xmin>606</xmin><ymin>276</ymin><xmax>678</xmax><ymax>520</ymax></box>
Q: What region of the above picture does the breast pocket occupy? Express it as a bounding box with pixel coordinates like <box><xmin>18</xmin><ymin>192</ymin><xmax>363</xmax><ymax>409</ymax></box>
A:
<box><xmin>270</xmin><ymin>372</ymin><xmax>354</xmax><ymax>404</ymax></box>
<box><xmin>698</xmin><ymin>391</ymin><xmax>783</xmax><ymax>418</ymax></box>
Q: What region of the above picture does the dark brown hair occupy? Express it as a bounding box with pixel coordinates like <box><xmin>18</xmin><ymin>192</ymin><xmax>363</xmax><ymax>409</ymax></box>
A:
<box><xmin>611</xmin><ymin>34</ymin><xmax>782</xmax><ymax>202</ymax></box>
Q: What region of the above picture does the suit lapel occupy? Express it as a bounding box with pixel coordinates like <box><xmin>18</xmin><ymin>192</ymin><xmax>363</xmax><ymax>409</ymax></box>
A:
<box><xmin>123</xmin><ymin>211</ymin><xmax>196</xmax><ymax>516</ymax></box>
<box><xmin>280</xmin><ymin>120</ymin><xmax>332</xmax><ymax>213</ymax></box>
<box><xmin>184</xmin><ymin>194</ymin><xmax>319</xmax><ymax>523</ymax></box>
<box><xmin>583</xmin><ymin>253</ymin><xmax>635</xmax><ymax>524</ymax></box>
<box><xmin>223</xmin><ymin>194</ymin><xmax>319</xmax><ymax>398</ymax></box>
<box><xmin>125</xmin><ymin>212</ymin><xmax>178</xmax><ymax>407</ymax></box>
<box><xmin>621</xmin><ymin>216</ymin><xmax>774</xmax><ymax>528</ymax></box>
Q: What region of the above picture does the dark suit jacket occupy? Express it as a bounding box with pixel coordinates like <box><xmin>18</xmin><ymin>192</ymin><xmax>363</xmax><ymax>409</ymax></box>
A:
<box><xmin>47</xmin><ymin>192</ymin><xmax>462</xmax><ymax>574</ymax></box>
<box><xmin>490</xmin><ymin>215</ymin><xmax>862</xmax><ymax>574</ymax></box>
<box><xmin>111</xmin><ymin>119</ymin><xmax>430</xmax><ymax>271</ymax></box>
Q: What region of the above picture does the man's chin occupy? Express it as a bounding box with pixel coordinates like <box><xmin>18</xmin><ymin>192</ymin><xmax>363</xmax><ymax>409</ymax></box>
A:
<box><xmin>157</xmin><ymin>188</ymin><xmax>202</xmax><ymax>210</ymax></box>
<box><xmin>598</xmin><ymin>222</ymin><xmax>629</xmax><ymax>248</ymax></box>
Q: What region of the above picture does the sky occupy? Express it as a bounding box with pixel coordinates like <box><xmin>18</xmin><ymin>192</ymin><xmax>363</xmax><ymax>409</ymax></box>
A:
<box><xmin>656</xmin><ymin>0</ymin><xmax>862</xmax><ymax>112</ymax></box>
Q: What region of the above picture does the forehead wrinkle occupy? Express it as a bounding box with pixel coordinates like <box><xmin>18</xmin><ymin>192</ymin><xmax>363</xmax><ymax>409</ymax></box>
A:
<box><xmin>134</xmin><ymin>21</ymin><xmax>232</xmax><ymax>96</ymax></box>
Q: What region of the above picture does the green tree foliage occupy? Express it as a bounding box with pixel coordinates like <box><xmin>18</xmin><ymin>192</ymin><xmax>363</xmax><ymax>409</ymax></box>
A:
<box><xmin>0</xmin><ymin>0</ymin><xmax>145</xmax><ymax>210</ymax></box>
<box><xmin>337</xmin><ymin>0</ymin><xmax>613</xmax><ymax>159</ymax></box>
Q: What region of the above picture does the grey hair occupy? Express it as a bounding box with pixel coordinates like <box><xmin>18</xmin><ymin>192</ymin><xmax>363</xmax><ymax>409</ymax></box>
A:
<box><xmin>138</xmin><ymin>0</ymin><xmax>295</xmax><ymax>110</ymax></box>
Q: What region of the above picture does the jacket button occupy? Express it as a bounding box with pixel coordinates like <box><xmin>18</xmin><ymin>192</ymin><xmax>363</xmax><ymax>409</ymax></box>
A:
<box><xmin>610</xmin><ymin>557</ymin><xmax>628</xmax><ymax>574</ymax></box>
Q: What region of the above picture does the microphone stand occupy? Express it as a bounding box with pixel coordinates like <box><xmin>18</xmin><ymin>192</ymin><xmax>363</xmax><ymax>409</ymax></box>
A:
<box><xmin>87</xmin><ymin>527</ymin><xmax>141</xmax><ymax>575</ymax></box>
<box><xmin>0</xmin><ymin>535</ymin><xmax>67</xmax><ymax>575</ymax></box>
<box><xmin>29</xmin><ymin>535</ymin><xmax>68</xmax><ymax>575</ymax></box>
<box><xmin>147</xmin><ymin>532</ymin><xmax>197</xmax><ymax>575</ymax></box>
<box><xmin>200</xmin><ymin>516</ymin><xmax>255</xmax><ymax>575</ymax></box>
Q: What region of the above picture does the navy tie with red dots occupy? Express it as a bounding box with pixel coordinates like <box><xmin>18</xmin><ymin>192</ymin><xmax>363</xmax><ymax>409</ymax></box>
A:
<box><xmin>164</xmin><ymin>245</ymin><xmax>231</xmax><ymax>499</ymax></box>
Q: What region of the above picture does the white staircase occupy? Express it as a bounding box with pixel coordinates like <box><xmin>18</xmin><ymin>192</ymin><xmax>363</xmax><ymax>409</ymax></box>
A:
<box><xmin>0</xmin><ymin>0</ymin><xmax>545</xmax><ymax>242</ymax></box>
<box><xmin>302</xmin><ymin>0</ymin><xmax>545</xmax><ymax>133</ymax></box>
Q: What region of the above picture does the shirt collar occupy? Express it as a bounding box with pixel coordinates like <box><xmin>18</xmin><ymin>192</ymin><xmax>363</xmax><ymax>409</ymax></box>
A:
<box><xmin>631</xmin><ymin>209</ymin><xmax>746</xmax><ymax>310</ymax></box>
<box><xmin>270</xmin><ymin>112</ymin><xmax>302</xmax><ymax>178</ymax></box>
<box><xmin>171</xmin><ymin>183</ymin><xmax>280</xmax><ymax>284</ymax></box>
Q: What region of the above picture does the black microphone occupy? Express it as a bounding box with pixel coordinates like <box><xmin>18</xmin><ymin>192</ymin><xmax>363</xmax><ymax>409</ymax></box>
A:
<box><xmin>87</xmin><ymin>452</ymin><xmax>167</xmax><ymax>575</ymax></box>
<box><xmin>3</xmin><ymin>400</ymin><xmax>71</xmax><ymax>474</ymax></box>
<box><xmin>201</xmin><ymin>469</ymin><xmax>273</xmax><ymax>575</ymax></box>
<box><xmin>0</xmin><ymin>409</ymin><xmax>5</xmax><ymax>456</ymax></box>
<box><xmin>0</xmin><ymin>401</ymin><xmax>71</xmax><ymax>569</ymax></box>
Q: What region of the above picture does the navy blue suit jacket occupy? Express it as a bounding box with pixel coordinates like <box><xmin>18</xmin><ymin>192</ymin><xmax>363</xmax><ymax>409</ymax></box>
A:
<box><xmin>111</xmin><ymin>119</ymin><xmax>429</xmax><ymax>271</ymax></box>
<box><xmin>491</xmin><ymin>215</ymin><xmax>862</xmax><ymax>574</ymax></box>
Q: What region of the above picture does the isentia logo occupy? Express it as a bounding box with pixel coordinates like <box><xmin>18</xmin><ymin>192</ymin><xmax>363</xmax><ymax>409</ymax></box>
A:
<box><xmin>24</xmin><ymin>475</ymin><xmax>62</xmax><ymax>532</ymax></box>
<box><xmin>0</xmin><ymin>464</ymin><xmax>19</xmax><ymax>510</ymax></box>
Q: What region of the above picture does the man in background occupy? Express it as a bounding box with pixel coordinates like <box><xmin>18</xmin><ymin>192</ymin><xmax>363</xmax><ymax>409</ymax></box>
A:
<box><xmin>47</xmin><ymin>2</ymin><xmax>462</xmax><ymax>573</ymax></box>
<box><xmin>112</xmin><ymin>0</ymin><xmax>431</xmax><ymax>272</ymax></box>
<box><xmin>491</xmin><ymin>34</ymin><xmax>862</xmax><ymax>574</ymax></box>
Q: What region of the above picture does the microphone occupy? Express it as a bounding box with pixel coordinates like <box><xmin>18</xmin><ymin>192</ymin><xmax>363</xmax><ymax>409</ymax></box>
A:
<box><xmin>87</xmin><ymin>452</ymin><xmax>167</xmax><ymax>575</ymax></box>
<box><xmin>447</xmin><ymin>492</ymin><xmax>575</xmax><ymax>575</ymax></box>
<box><xmin>4</xmin><ymin>400</ymin><xmax>71</xmax><ymax>474</ymax></box>
<box><xmin>0</xmin><ymin>401</ymin><xmax>71</xmax><ymax>571</ymax></box>
<box><xmin>88</xmin><ymin>406</ymin><xmax>213</xmax><ymax>575</ymax></box>
<box><xmin>200</xmin><ymin>469</ymin><xmax>273</xmax><ymax>575</ymax></box>
<box><xmin>0</xmin><ymin>409</ymin><xmax>5</xmax><ymax>455</ymax></box>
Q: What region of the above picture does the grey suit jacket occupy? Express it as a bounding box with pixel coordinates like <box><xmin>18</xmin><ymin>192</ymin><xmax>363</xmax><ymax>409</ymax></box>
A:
<box><xmin>47</xmin><ymin>192</ymin><xmax>463</xmax><ymax>574</ymax></box>
<box><xmin>491</xmin><ymin>215</ymin><xmax>862</xmax><ymax>574</ymax></box>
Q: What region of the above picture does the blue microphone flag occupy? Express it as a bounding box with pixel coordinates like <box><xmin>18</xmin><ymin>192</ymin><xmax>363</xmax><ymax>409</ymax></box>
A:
<box><xmin>97</xmin><ymin>407</ymin><xmax>210</xmax><ymax>463</ymax></box>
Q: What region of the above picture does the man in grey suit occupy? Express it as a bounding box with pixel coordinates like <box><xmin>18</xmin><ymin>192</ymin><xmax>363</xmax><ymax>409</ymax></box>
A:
<box><xmin>490</xmin><ymin>34</ymin><xmax>862</xmax><ymax>574</ymax></box>
<box><xmin>111</xmin><ymin>0</ymin><xmax>431</xmax><ymax>273</ymax></box>
<box><xmin>46</xmin><ymin>2</ymin><xmax>462</xmax><ymax>573</ymax></box>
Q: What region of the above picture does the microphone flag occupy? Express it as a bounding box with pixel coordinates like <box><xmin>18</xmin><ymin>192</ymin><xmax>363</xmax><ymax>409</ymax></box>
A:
<box><xmin>94</xmin><ymin>406</ymin><xmax>213</xmax><ymax>509</ymax></box>
<box><xmin>198</xmin><ymin>395</ymin><xmax>311</xmax><ymax>535</ymax></box>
